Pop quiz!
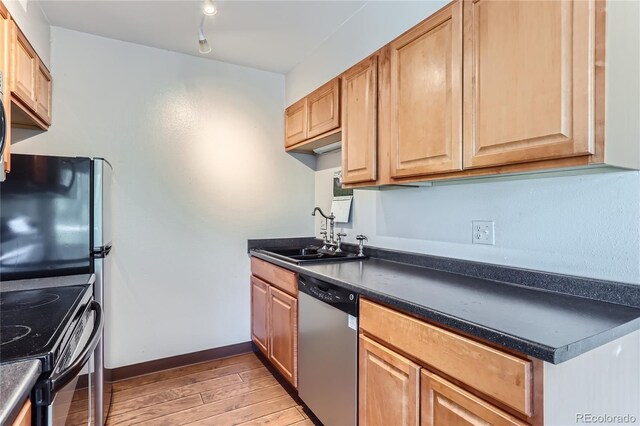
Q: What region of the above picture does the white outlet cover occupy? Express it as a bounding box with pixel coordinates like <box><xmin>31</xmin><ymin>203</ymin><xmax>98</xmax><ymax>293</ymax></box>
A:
<box><xmin>472</xmin><ymin>220</ymin><xmax>495</xmax><ymax>245</ymax></box>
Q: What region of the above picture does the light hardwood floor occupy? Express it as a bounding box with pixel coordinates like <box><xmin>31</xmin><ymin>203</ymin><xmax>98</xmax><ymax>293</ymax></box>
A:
<box><xmin>103</xmin><ymin>352</ymin><xmax>314</xmax><ymax>426</ymax></box>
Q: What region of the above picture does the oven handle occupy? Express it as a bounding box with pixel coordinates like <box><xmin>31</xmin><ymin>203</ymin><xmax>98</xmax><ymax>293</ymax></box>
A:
<box><xmin>50</xmin><ymin>301</ymin><xmax>104</xmax><ymax>393</ymax></box>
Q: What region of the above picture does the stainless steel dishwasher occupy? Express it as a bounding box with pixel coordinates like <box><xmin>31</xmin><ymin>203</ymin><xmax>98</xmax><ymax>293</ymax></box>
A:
<box><xmin>298</xmin><ymin>274</ymin><xmax>358</xmax><ymax>426</ymax></box>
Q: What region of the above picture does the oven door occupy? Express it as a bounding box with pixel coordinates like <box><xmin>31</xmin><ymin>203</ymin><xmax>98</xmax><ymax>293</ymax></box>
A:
<box><xmin>35</xmin><ymin>301</ymin><xmax>103</xmax><ymax>426</ymax></box>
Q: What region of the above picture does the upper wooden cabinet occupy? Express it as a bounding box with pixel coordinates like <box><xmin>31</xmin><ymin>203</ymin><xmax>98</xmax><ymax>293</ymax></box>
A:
<box><xmin>0</xmin><ymin>3</ymin><xmax>11</xmax><ymax>174</ymax></box>
<box><xmin>8</xmin><ymin>19</ymin><xmax>51</xmax><ymax>130</ymax></box>
<box><xmin>341</xmin><ymin>54</ymin><xmax>378</xmax><ymax>184</ymax></box>
<box><xmin>10</xmin><ymin>22</ymin><xmax>36</xmax><ymax>111</ymax></box>
<box><xmin>286</xmin><ymin>0</ymin><xmax>632</xmax><ymax>185</ymax></box>
<box><xmin>388</xmin><ymin>1</ymin><xmax>462</xmax><ymax>179</ymax></box>
<box><xmin>35</xmin><ymin>59</ymin><xmax>51</xmax><ymax>124</ymax></box>
<box><xmin>462</xmin><ymin>0</ymin><xmax>595</xmax><ymax>168</ymax></box>
<box><xmin>285</xmin><ymin>97</ymin><xmax>307</xmax><ymax>148</ymax></box>
<box><xmin>284</xmin><ymin>77</ymin><xmax>341</xmax><ymax>152</ymax></box>
<box><xmin>307</xmin><ymin>78</ymin><xmax>340</xmax><ymax>139</ymax></box>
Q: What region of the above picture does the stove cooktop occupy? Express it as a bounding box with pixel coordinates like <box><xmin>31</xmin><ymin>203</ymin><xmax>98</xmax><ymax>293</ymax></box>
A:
<box><xmin>0</xmin><ymin>285</ymin><xmax>92</xmax><ymax>372</ymax></box>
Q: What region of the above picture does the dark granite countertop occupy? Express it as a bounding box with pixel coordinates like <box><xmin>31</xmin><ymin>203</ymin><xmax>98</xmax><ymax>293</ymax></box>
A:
<box><xmin>0</xmin><ymin>360</ymin><xmax>41</xmax><ymax>425</ymax></box>
<box><xmin>250</xmin><ymin>246</ymin><xmax>640</xmax><ymax>364</ymax></box>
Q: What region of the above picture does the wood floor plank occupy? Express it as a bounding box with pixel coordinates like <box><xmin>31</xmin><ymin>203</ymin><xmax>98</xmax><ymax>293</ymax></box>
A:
<box><xmin>184</xmin><ymin>395</ymin><xmax>298</xmax><ymax>426</ymax></box>
<box><xmin>236</xmin><ymin>406</ymin><xmax>304</xmax><ymax>426</ymax></box>
<box><xmin>239</xmin><ymin>366</ymin><xmax>272</xmax><ymax>382</ymax></box>
<box><xmin>106</xmin><ymin>394</ymin><xmax>203</xmax><ymax>425</ymax></box>
<box><xmin>112</xmin><ymin>352</ymin><xmax>257</xmax><ymax>392</ymax></box>
<box><xmin>65</xmin><ymin>408</ymin><xmax>89</xmax><ymax>426</ymax></box>
<box><xmin>109</xmin><ymin>373</ymin><xmax>242</xmax><ymax>417</ymax></box>
<box><xmin>289</xmin><ymin>419</ymin><xmax>316</xmax><ymax>426</ymax></box>
<box><xmin>68</xmin><ymin>398</ymin><xmax>88</xmax><ymax>414</ymax></box>
<box><xmin>141</xmin><ymin>384</ymin><xmax>289</xmax><ymax>426</ymax></box>
<box><xmin>295</xmin><ymin>405</ymin><xmax>309</xmax><ymax>419</ymax></box>
<box><xmin>113</xmin><ymin>357</ymin><xmax>262</xmax><ymax>401</ymax></box>
<box><xmin>200</xmin><ymin>375</ymin><xmax>278</xmax><ymax>404</ymax></box>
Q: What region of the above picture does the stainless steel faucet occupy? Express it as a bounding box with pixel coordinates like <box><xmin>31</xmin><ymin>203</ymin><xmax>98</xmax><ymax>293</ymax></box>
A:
<box><xmin>312</xmin><ymin>207</ymin><xmax>336</xmax><ymax>249</ymax></box>
<box><xmin>356</xmin><ymin>235</ymin><xmax>368</xmax><ymax>257</ymax></box>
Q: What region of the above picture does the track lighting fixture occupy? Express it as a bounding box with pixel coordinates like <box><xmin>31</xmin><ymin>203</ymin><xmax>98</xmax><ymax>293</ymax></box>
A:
<box><xmin>198</xmin><ymin>15</ymin><xmax>212</xmax><ymax>54</ymax></box>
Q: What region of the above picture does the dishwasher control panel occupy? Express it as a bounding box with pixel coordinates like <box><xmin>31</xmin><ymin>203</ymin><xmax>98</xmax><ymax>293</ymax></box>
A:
<box><xmin>298</xmin><ymin>275</ymin><xmax>358</xmax><ymax>316</ymax></box>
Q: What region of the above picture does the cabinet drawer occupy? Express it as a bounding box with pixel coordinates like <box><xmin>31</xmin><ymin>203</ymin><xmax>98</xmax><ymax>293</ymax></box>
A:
<box><xmin>422</xmin><ymin>370</ymin><xmax>527</xmax><ymax>426</ymax></box>
<box><xmin>251</xmin><ymin>257</ymin><xmax>297</xmax><ymax>296</ymax></box>
<box><xmin>360</xmin><ymin>299</ymin><xmax>533</xmax><ymax>417</ymax></box>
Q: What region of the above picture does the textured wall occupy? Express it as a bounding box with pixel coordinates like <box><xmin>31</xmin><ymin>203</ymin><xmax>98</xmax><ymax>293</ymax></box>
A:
<box><xmin>14</xmin><ymin>27</ymin><xmax>315</xmax><ymax>367</ymax></box>
<box><xmin>316</xmin><ymin>167</ymin><xmax>640</xmax><ymax>284</ymax></box>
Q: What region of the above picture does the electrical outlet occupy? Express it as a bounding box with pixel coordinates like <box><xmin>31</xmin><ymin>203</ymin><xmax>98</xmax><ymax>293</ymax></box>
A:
<box><xmin>320</xmin><ymin>220</ymin><xmax>327</xmax><ymax>230</ymax></box>
<box><xmin>472</xmin><ymin>221</ymin><xmax>495</xmax><ymax>245</ymax></box>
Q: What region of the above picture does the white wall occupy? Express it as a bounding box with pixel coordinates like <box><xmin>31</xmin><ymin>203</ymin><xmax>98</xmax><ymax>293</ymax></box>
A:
<box><xmin>4</xmin><ymin>0</ymin><xmax>50</xmax><ymax>68</ymax></box>
<box><xmin>544</xmin><ymin>330</ymin><xmax>640</xmax><ymax>425</ymax></box>
<box><xmin>295</xmin><ymin>1</ymin><xmax>640</xmax><ymax>285</ymax></box>
<box><xmin>14</xmin><ymin>27</ymin><xmax>314</xmax><ymax>367</ymax></box>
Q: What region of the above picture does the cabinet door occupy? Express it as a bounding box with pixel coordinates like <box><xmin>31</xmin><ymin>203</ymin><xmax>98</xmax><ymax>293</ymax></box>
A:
<box><xmin>342</xmin><ymin>55</ymin><xmax>377</xmax><ymax>184</ymax></box>
<box><xmin>285</xmin><ymin>97</ymin><xmax>308</xmax><ymax>148</ymax></box>
<box><xmin>11</xmin><ymin>399</ymin><xmax>31</xmax><ymax>426</ymax></box>
<box><xmin>389</xmin><ymin>1</ymin><xmax>462</xmax><ymax>178</ymax></box>
<box><xmin>35</xmin><ymin>59</ymin><xmax>51</xmax><ymax>124</ymax></box>
<box><xmin>0</xmin><ymin>5</ymin><xmax>11</xmax><ymax>174</ymax></box>
<box><xmin>463</xmin><ymin>0</ymin><xmax>595</xmax><ymax>168</ymax></box>
<box><xmin>421</xmin><ymin>371</ymin><xmax>527</xmax><ymax>426</ymax></box>
<box><xmin>359</xmin><ymin>335</ymin><xmax>420</xmax><ymax>426</ymax></box>
<box><xmin>11</xmin><ymin>22</ymin><xmax>37</xmax><ymax>110</ymax></box>
<box><xmin>250</xmin><ymin>276</ymin><xmax>269</xmax><ymax>356</ymax></box>
<box><xmin>307</xmin><ymin>78</ymin><xmax>340</xmax><ymax>139</ymax></box>
<box><xmin>268</xmin><ymin>285</ymin><xmax>298</xmax><ymax>387</ymax></box>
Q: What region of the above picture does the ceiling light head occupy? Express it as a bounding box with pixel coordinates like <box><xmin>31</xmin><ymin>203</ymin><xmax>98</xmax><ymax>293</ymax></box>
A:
<box><xmin>198</xmin><ymin>15</ymin><xmax>212</xmax><ymax>54</ymax></box>
<box><xmin>203</xmin><ymin>0</ymin><xmax>217</xmax><ymax>16</ymax></box>
<box><xmin>198</xmin><ymin>36</ymin><xmax>211</xmax><ymax>54</ymax></box>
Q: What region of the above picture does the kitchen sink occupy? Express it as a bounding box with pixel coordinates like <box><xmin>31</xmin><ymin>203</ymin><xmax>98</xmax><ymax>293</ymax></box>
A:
<box><xmin>256</xmin><ymin>246</ymin><xmax>367</xmax><ymax>264</ymax></box>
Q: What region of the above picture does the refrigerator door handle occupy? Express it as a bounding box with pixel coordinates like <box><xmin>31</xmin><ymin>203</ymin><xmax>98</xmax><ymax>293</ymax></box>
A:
<box><xmin>92</xmin><ymin>244</ymin><xmax>113</xmax><ymax>258</ymax></box>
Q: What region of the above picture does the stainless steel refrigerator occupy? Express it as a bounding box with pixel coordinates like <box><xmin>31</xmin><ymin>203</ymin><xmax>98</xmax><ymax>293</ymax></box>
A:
<box><xmin>92</xmin><ymin>158</ymin><xmax>113</xmax><ymax>425</ymax></box>
<box><xmin>0</xmin><ymin>153</ymin><xmax>113</xmax><ymax>425</ymax></box>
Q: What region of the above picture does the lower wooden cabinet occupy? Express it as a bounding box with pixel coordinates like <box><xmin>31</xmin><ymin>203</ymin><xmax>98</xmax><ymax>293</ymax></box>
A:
<box><xmin>268</xmin><ymin>286</ymin><xmax>298</xmax><ymax>387</ymax></box>
<box><xmin>250</xmin><ymin>276</ymin><xmax>269</xmax><ymax>355</ymax></box>
<box><xmin>359</xmin><ymin>299</ymin><xmax>542</xmax><ymax>426</ymax></box>
<box><xmin>250</xmin><ymin>257</ymin><xmax>298</xmax><ymax>388</ymax></box>
<box><xmin>359</xmin><ymin>335</ymin><xmax>420</xmax><ymax>426</ymax></box>
<box><xmin>11</xmin><ymin>399</ymin><xmax>31</xmax><ymax>426</ymax></box>
<box><xmin>421</xmin><ymin>371</ymin><xmax>527</xmax><ymax>426</ymax></box>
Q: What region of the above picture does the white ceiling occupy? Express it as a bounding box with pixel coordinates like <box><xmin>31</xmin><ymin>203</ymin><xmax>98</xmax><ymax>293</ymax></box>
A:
<box><xmin>36</xmin><ymin>0</ymin><xmax>367</xmax><ymax>74</ymax></box>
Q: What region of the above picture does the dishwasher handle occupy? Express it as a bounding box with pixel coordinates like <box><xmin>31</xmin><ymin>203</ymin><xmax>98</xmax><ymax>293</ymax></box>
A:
<box><xmin>299</xmin><ymin>275</ymin><xmax>358</xmax><ymax>316</ymax></box>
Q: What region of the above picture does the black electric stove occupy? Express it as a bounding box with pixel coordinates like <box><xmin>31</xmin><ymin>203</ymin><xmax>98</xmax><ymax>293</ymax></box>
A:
<box><xmin>0</xmin><ymin>285</ymin><xmax>92</xmax><ymax>372</ymax></box>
